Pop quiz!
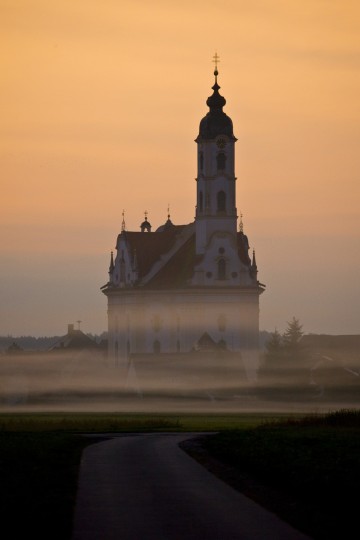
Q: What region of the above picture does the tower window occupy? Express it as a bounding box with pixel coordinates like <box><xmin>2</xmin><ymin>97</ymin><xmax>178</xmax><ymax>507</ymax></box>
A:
<box><xmin>216</xmin><ymin>152</ymin><xmax>226</xmax><ymax>170</ymax></box>
<box><xmin>199</xmin><ymin>152</ymin><xmax>204</xmax><ymax>171</ymax></box>
<box><xmin>217</xmin><ymin>191</ymin><xmax>226</xmax><ymax>213</ymax></box>
<box><xmin>218</xmin><ymin>258</ymin><xmax>226</xmax><ymax>280</ymax></box>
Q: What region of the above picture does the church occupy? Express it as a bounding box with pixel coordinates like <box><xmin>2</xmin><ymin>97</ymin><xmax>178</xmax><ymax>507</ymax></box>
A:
<box><xmin>101</xmin><ymin>60</ymin><xmax>265</xmax><ymax>384</ymax></box>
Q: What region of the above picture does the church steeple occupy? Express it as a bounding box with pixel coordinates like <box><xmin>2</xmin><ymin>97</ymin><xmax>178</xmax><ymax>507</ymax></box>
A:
<box><xmin>197</xmin><ymin>56</ymin><xmax>236</xmax><ymax>142</ymax></box>
<box><xmin>194</xmin><ymin>56</ymin><xmax>238</xmax><ymax>257</ymax></box>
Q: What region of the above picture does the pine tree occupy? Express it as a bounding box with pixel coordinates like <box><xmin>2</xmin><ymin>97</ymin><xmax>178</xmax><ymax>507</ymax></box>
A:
<box><xmin>282</xmin><ymin>317</ymin><xmax>304</xmax><ymax>359</ymax></box>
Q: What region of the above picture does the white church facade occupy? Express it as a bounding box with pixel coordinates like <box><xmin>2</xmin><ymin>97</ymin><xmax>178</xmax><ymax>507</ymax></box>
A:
<box><xmin>101</xmin><ymin>63</ymin><xmax>265</xmax><ymax>382</ymax></box>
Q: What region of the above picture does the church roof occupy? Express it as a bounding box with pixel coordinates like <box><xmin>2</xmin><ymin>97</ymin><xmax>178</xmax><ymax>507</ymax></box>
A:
<box><xmin>121</xmin><ymin>225</ymin><xmax>187</xmax><ymax>281</ymax></box>
<box><xmin>143</xmin><ymin>232</ymin><xmax>196</xmax><ymax>288</ymax></box>
<box><xmin>113</xmin><ymin>228</ymin><xmax>255</xmax><ymax>289</ymax></box>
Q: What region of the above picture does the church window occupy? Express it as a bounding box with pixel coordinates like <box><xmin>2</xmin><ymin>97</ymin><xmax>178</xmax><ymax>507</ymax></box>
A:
<box><xmin>206</xmin><ymin>271</ymin><xmax>212</xmax><ymax>278</ymax></box>
<box><xmin>217</xmin><ymin>152</ymin><xmax>226</xmax><ymax>170</ymax></box>
<box><xmin>217</xmin><ymin>191</ymin><xmax>226</xmax><ymax>213</ymax></box>
<box><xmin>218</xmin><ymin>258</ymin><xmax>226</xmax><ymax>280</ymax></box>
<box><xmin>126</xmin><ymin>340</ymin><xmax>130</xmax><ymax>355</ymax></box>
<box><xmin>218</xmin><ymin>247</ymin><xmax>225</xmax><ymax>254</ymax></box>
<box><xmin>199</xmin><ymin>191</ymin><xmax>203</xmax><ymax>212</ymax></box>
<box><xmin>176</xmin><ymin>339</ymin><xmax>180</xmax><ymax>352</ymax></box>
<box><xmin>153</xmin><ymin>340</ymin><xmax>161</xmax><ymax>354</ymax></box>
<box><xmin>199</xmin><ymin>152</ymin><xmax>204</xmax><ymax>171</ymax></box>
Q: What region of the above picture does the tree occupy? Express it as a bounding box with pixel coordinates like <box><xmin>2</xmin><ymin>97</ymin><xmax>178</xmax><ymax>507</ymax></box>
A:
<box><xmin>265</xmin><ymin>329</ymin><xmax>282</xmax><ymax>356</ymax></box>
<box><xmin>282</xmin><ymin>317</ymin><xmax>304</xmax><ymax>362</ymax></box>
<box><xmin>282</xmin><ymin>317</ymin><xmax>303</xmax><ymax>348</ymax></box>
<box><xmin>259</xmin><ymin>329</ymin><xmax>284</xmax><ymax>377</ymax></box>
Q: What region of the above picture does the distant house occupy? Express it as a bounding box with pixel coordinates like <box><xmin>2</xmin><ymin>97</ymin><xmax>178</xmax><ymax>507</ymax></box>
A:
<box><xmin>50</xmin><ymin>324</ymin><xmax>100</xmax><ymax>352</ymax></box>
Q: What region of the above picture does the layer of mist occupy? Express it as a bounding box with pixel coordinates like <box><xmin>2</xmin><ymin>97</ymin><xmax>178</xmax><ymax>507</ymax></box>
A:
<box><xmin>1</xmin><ymin>344</ymin><xmax>359</xmax><ymax>413</ymax></box>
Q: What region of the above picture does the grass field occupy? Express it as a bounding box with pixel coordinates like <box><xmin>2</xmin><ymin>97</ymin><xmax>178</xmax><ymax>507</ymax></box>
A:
<box><xmin>0</xmin><ymin>409</ymin><xmax>359</xmax><ymax>539</ymax></box>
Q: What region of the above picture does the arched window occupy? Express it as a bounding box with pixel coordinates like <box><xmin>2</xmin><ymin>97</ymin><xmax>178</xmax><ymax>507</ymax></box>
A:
<box><xmin>217</xmin><ymin>190</ymin><xmax>226</xmax><ymax>213</ymax></box>
<box><xmin>153</xmin><ymin>340</ymin><xmax>161</xmax><ymax>354</ymax></box>
<box><xmin>218</xmin><ymin>259</ymin><xmax>226</xmax><ymax>280</ymax></box>
<box><xmin>217</xmin><ymin>152</ymin><xmax>226</xmax><ymax>170</ymax></box>
<box><xmin>199</xmin><ymin>152</ymin><xmax>204</xmax><ymax>171</ymax></box>
<box><xmin>199</xmin><ymin>191</ymin><xmax>203</xmax><ymax>212</ymax></box>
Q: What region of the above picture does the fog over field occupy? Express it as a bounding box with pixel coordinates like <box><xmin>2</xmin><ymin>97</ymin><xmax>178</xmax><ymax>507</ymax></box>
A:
<box><xmin>1</xmin><ymin>346</ymin><xmax>359</xmax><ymax>413</ymax></box>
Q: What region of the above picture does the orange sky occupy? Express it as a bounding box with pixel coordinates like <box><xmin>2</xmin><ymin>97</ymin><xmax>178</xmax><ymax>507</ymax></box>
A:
<box><xmin>1</xmin><ymin>0</ymin><xmax>360</xmax><ymax>336</ymax></box>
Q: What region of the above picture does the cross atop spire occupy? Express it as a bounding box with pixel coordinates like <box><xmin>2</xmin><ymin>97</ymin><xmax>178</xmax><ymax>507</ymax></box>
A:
<box><xmin>212</xmin><ymin>52</ymin><xmax>220</xmax><ymax>73</ymax></box>
<box><xmin>167</xmin><ymin>203</ymin><xmax>170</xmax><ymax>220</ymax></box>
<box><xmin>121</xmin><ymin>210</ymin><xmax>126</xmax><ymax>232</ymax></box>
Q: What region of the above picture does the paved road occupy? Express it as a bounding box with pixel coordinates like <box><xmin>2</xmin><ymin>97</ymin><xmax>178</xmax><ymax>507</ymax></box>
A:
<box><xmin>72</xmin><ymin>433</ymin><xmax>311</xmax><ymax>540</ymax></box>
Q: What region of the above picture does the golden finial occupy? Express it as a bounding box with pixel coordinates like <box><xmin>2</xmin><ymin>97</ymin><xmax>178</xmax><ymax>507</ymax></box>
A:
<box><xmin>167</xmin><ymin>203</ymin><xmax>170</xmax><ymax>220</ymax></box>
<box><xmin>121</xmin><ymin>210</ymin><xmax>126</xmax><ymax>232</ymax></box>
<box><xmin>144</xmin><ymin>210</ymin><xmax>148</xmax><ymax>220</ymax></box>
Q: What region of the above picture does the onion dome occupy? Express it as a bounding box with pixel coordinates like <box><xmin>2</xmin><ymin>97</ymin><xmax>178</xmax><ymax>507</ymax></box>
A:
<box><xmin>197</xmin><ymin>68</ymin><xmax>236</xmax><ymax>141</ymax></box>
<box><xmin>140</xmin><ymin>211</ymin><xmax>152</xmax><ymax>232</ymax></box>
<box><xmin>155</xmin><ymin>206</ymin><xmax>174</xmax><ymax>232</ymax></box>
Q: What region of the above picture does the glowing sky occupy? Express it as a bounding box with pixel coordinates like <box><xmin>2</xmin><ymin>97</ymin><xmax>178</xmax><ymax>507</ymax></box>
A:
<box><xmin>1</xmin><ymin>0</ymin><xmax>360</xmax><ymax>336</ymax></box>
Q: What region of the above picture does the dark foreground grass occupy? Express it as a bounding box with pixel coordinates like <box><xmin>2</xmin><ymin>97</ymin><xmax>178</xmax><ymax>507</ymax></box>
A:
<box><xmin>0</xmin><ymin>432</ymin><xmax>90</xmax><ymax>540</ymax></box>
<box><xmin>1</xmin><ymin>410</ymin><xmax>358</xmax><ymax>539</ymax></box>
<box><xmin>199</xmin><ymin>409</ymin><xmax>360</xmax><ymax>540</ymax></box>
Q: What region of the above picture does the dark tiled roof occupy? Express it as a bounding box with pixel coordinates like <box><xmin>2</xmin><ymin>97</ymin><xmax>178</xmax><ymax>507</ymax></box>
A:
<box><xmin>122</xmin><ymin>226</ymin><xmax>187</xmax><ymax>279</ymax></box>
<box><xmin>51</xmin><ymin>330</ymin><xmax>99</xmax><ymax>350</ymax></box>
<box><xmin>144</xmin><ymin>233</ymin><xmax>196</xmax><ymax>288</ymax></box>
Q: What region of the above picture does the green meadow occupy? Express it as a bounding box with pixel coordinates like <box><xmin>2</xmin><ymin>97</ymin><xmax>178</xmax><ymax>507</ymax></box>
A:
<box><xmin>0</xmin><ymin>410</ymin><xmax>359</xmax><ymax>539</ymax></box>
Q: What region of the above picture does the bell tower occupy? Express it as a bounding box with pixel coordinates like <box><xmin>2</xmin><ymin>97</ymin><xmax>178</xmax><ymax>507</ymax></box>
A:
<box><xmin>195</xmin><ymin>55</ymin><xmax>238</xmax><ymax>255</ymax></box>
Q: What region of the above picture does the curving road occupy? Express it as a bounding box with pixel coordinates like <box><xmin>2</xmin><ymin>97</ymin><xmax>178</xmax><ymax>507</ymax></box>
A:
<box><xmin>72</xmin><ymin>433</ymin><xmax>310</xmax><ymax>540</ymax></box>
